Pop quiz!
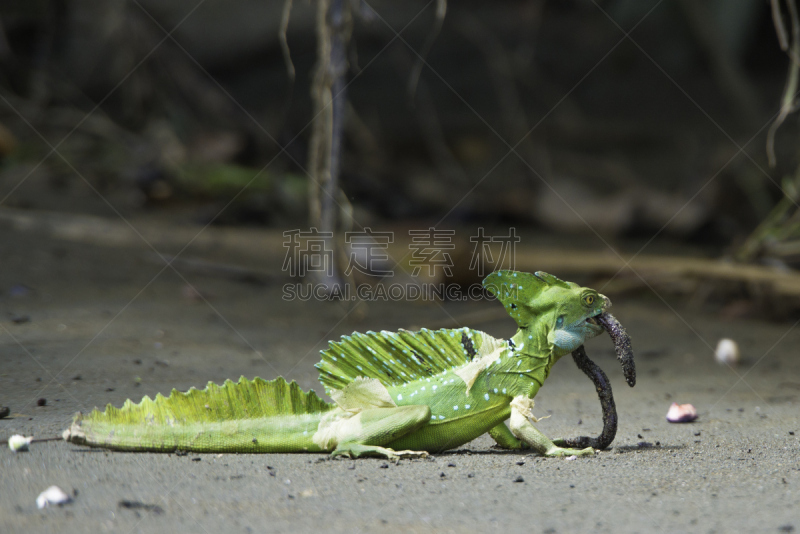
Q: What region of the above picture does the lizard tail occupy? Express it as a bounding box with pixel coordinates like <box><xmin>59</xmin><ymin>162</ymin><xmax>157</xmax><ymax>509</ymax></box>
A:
<box><xmin>63</xmin><ymin>377</ymin><xmax>335</xmax><ymax>453</ymax></box>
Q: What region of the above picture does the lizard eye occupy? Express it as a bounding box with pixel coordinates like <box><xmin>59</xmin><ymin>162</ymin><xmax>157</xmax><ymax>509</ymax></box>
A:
<box><xmin>583</xmin><ymin>295</ymin><xmax>594</xmax><ymax>306</ymax></box>
<box><xmin>556</xmin><ymin>316</ymin><xmax>564</xmax><ymax>328</ymax></box>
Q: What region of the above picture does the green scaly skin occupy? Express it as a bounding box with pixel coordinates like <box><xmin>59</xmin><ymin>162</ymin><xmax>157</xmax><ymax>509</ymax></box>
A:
<box><xmin>64</xmin><ymin>271</ymin><xmax>621</xmax><ymax>460</ymax></box>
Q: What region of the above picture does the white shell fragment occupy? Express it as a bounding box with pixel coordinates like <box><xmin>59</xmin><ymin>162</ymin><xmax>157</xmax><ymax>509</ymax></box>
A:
<box><xmin>715</xmin><ymin>338</ymin><xmax>740</xmax><ymax>366</ymax></box>
<box><xmin>8</xmin><ymin>434</ymin><xmax>33</xmax><ymax>452</ymax></box>
<box><xmin>666</xmin><ymin>402</ymin><xmax>698</xmax><ymax>423</ymax></box>
<box><xmin>36</xmin><ymin>486</ymin><xmax>72</xmax><ymax>509</ymax></box>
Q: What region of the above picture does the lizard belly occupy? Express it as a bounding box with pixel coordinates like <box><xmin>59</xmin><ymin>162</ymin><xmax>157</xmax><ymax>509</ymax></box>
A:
<box><xmin>383</xmin><ymin>364</ymin><xmax>521</xmax><ymax>452</ymax></box>
<box><xmin>386</xmin><ymin>403</ymin><xmax>511</xmax><ymax>452</ymax></box>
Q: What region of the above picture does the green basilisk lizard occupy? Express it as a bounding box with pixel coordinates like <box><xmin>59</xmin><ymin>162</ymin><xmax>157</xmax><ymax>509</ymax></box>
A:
<box><xmin>63</xmin><ymin>270</ymin><xmax>635</xmax><ymax>460</ymax></box>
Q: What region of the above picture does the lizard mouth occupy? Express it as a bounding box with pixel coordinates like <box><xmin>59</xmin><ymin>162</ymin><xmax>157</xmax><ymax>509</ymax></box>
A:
<box><xmin>585</xmin><ymin>313</ymin><xmax>602</xmax><ymax>325</ymax></box>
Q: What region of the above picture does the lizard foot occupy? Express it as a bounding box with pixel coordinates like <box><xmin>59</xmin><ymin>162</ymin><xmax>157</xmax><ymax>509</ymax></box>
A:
<box><xmin>331</xmin><ymin>443</ymin><xmax>429</xmax><ymax>460</ymax></box>
<box><xmin>390</xmin><ymin>449</ymin><xmax>429</xmax><ymax>459</ymax></box>
<box><xmin>544</xmin><ymin>445</ymin><xmax>595</xmax><ymax>457</ymax></box>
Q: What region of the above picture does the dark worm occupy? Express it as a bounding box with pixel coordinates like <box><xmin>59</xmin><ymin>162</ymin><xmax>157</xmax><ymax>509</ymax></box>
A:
<box><xmin>557</xmin><ymin>345</ymin><xmax>618</xmax><ymax>450</ymax></box>
<box><xmin>596</xmin><ymin>311</ymin><xmax>636</xmax><ymax>387</ymax></box>
<box><xmin>556</xmin><ymin>312</ymin><xmax>635</xmax><ymax>450</ymax></box>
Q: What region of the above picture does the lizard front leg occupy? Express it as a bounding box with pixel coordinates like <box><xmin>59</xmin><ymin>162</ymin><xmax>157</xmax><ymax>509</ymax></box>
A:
<box><xmin>324</xmin><ymin>405</ymin><xmax>432</xmax><ymax>461</ymax></box>
<box><xmin>508</xmin><ymin>396</ymin><xmax>594</xmax><ymax>457</ymax></box>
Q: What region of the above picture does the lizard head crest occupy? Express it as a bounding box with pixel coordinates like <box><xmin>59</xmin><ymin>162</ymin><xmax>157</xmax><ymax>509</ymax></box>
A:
<box><xmin>483</xmin><ymin>270</ymin><xmax>610</xmax><ymax>356</ymax></box>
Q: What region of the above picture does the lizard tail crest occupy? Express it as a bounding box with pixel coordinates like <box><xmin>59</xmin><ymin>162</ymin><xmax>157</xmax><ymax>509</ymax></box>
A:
<box><xmin>64</xmin><ymin>377</ymin><xmax>334</xmax><ymax>452</ymax></box>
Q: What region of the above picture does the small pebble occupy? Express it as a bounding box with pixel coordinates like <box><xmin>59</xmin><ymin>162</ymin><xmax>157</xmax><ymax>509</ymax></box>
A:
<box><xmin>379</xmin><ymin>463</ymin><xmax>389</xmax><ymax>469</ymax></box>
<box><xmin>447</xmin><ymin>462</ymin><xmax>456</xmax><ymax>467</ymax></box>
<box><xmin>715</xmin><ymin>338</ymin><xmax>739</xmax><ymax>366</ymax></box>
<box><xmin>8</xmin><ymin>434</ymin><xmax>33</xmax><ymax>452</ymax></box>
<box><xmin>666</xmin><ymin>402</ymin><xmax>698</xmax><ymax>423</ymax></box>
<box><xmin>118</xmin><ymin>500</ymin><xmax>164</xmax><ymax>514</ymax></box>
<box><xmin>513</xmin><ymin>476</ymin><xmax>524</xmax><ymax>483</ymax></box>
<box><xmin>36</xmin><ymin>398</ymin><xmax>46</xmax><ymax>407</ymax></box>
<box><xmin>565</xmin><ymin>455</ymin><xmax>578</xmax><ymax>461</ymax></box>
<box><xmin>516</xmin><ymin>461</ymin><xmax>525</xmax><ymax>466</ymax></box>
<box><xmin>36</xmin><ymin>486</ymin><xmax>71</xmax><ymax>509</ymax></box>
<box><xmin>0</xmin><ymin>406</ymin><xmax>9</xmax><ymax>419</ymax></box>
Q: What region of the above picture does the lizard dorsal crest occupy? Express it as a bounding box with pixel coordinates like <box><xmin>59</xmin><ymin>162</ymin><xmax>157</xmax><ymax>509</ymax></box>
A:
<box><xmin>317</xmin><ymin>328</ymin><xmax>491</xmax><ymax>392</ymax></box>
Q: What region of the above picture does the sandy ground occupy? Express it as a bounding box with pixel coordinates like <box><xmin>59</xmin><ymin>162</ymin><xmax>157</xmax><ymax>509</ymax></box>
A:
<box><xmin>1</xmin><ymin>228</ymin><xmax>799</xmax><ymax>534</ymax></box>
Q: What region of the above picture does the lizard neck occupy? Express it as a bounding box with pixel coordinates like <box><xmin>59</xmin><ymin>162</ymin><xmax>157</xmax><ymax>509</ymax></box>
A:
<box><xmin>479</xmin><ymin>329</ymin><xmax>554</xmax><ymax>399</ymax></box>
<box><xmin>504</xmin><ymin>327</ymin><xmax>565</xmax><ymax>395</ymax></box>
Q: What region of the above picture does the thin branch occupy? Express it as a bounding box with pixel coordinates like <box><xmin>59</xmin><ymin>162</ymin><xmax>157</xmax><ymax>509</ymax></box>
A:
<box><xmin>308</xmin><ymin>0</ymin><xmax>351</xmax><ymax>290</ymax></box>
<box><xmin>279</xmin><ymin>0</ymin><xmax>296</xmax><ymax>81</ymax></box>
<box><xmin>407</xmin><ymin>0</ymin><xmax>447</xmax><ymax>98</ymax></box>
<box><xmin>767</xmin><ymin>0</ymin><xmax>800</xmax><ymax>167</ymax></box>
<box><xmin>773</xmin><ymin>0</ymin><xmax>790</xmax><ymax>50</ymax></box>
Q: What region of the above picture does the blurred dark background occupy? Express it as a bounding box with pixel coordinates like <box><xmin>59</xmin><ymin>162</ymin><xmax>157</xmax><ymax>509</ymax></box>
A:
<box><xmin>2</xmin><ymin>0</ymin><xmax>800</xmax><ymax>291</ymax></box>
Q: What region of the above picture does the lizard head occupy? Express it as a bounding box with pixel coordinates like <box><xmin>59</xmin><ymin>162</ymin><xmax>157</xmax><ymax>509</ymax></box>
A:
<box><xmin>482</xmin><ymin>270</ymin><xmax>610</xmax><ymax>357</ymax></box>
